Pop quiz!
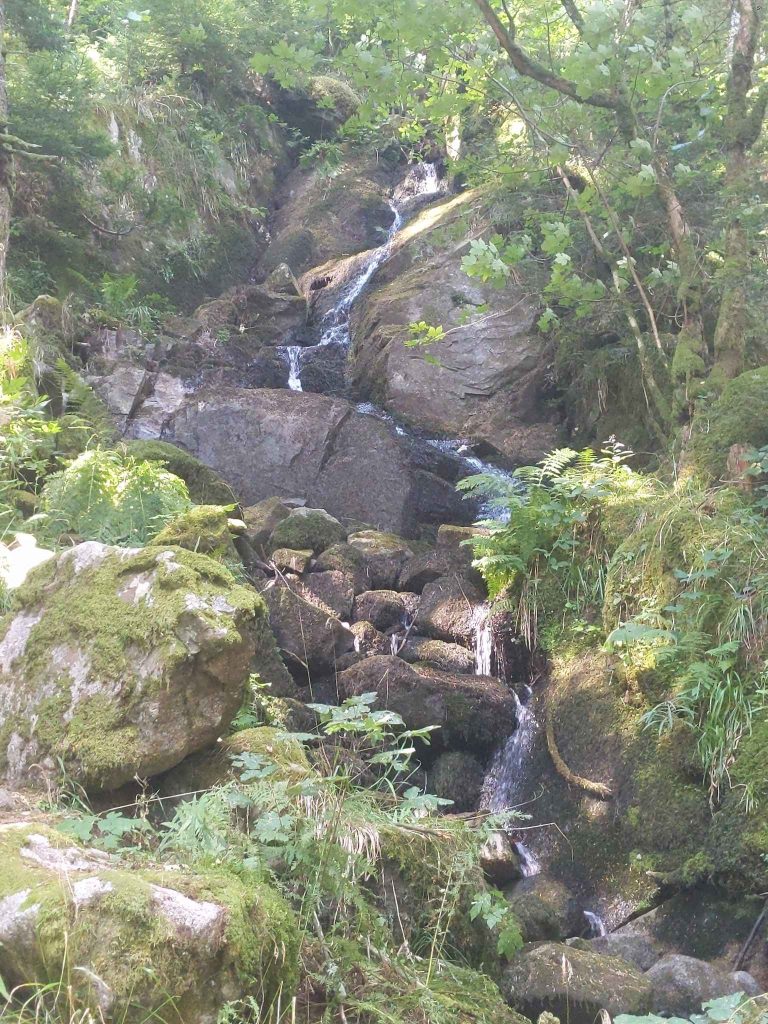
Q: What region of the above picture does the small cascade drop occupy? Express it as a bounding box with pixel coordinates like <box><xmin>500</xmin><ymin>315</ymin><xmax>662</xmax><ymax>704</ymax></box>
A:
<box><xmin>583</xmin><ymin>910</ymin><xmax>607</xmax><ymax>937</ymax></box>
<box><xmin>473</xmin><ymin>605</ymin><xmax>494</xmax><ymax>676</ymax></box>
<box><xmin>514</xmin><ymin>841</ymin><xmax>541</xmax><ymax>878</ymax></box>
<box><xmin>481</xmin><ymin>689</ymin><xmax>541</xmax><ymax>813</ymax></box>
<box><xmin>285</xmin><ymin>346</ymin><xmax>304</xmax><ymax>391</ymax></box>
<box><xmin>276</xmin><ymin>164</ymin><xmax>442</xmax><ymax>391</ymax></box>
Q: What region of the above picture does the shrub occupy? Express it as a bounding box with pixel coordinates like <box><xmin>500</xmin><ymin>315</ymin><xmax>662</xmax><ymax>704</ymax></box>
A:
<box><xmin>37</xmin><ymin>448</ymin><xmax>191</xmax><ymax>546</ymax></box>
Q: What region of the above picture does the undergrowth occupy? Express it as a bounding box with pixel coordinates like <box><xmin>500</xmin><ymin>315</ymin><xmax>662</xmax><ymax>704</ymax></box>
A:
<box><xmin>462</xmin><ymin>444</ymin><xmax>768</xmax><ymax>809</ymax></box>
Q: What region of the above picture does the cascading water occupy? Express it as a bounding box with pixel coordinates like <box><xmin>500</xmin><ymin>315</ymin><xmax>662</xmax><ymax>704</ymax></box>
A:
<box><xmin>285</xmin><ymin>346</ymin><xmax>304</xmax><ymax>392</ymax></box>
<box><xmin>514</xmin><ymin>841</ymin><xmax>541</xmax><ymax>878</ymax></box>
<box><xmin>277</xmin><ymin>165</ymin><xmax>438</xmax><ymax>390</ymax></box>
<box><xmin>583</xmin><ymin>910</ymin><xmax>607</xmax><ymax>937</ymax></box>
<box><xmin>473</xmin><ymin>605</ymin><xmax>494</xmax><ymax>676</ymax></box>
<box><xmin>481</xmin><ymin>688</ymin><xmax>541</xmax><ymax>816</ymax></box>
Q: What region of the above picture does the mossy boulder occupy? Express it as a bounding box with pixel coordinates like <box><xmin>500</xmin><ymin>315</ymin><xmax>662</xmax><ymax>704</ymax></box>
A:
<box><xmin>0</xmin><ymin>822</ymin><xmax>299</xmax><ymax>1023</ymax></box>
<box><xmin>153</xmin><ymin>505</ymin><xmax>239</xmax><ymax>560</ymax></box>
<box><xmin>273</xmin><ymin>75</ymin><xmax>360</xmax><ymax>141</ymax></box>
<box><xmin>243</xmin><ymin>496</ymin><xmax>292</xmax><ymax>551</ymax></box>
<box><xmin>121</xmin><ymin>440</ymin><xmax>238</xmax><ymax>506</ymax></box>
<box><xmin>346</xmin><ymin>530</ymin><xmax>416</xmax><ymax>589</ymax></box>
<box><xmin>690</xmin><ymin>367</ymin><xmax>768</xmax><ymax>481</ymax></box>
<box><xmin>501</xmin><ymin>942</ymin><xmax>652</xmax><ymax>1023</ymax></box>
<box><xmin>0</xmin><ymin>543</ymin><xmax>264</xmax><ymax>790</ymax></box>
<box><xmin>429</xmin><ymin>751</ymin><xmax>485</xmax><ymax>810</ymax></box>
<box><xmin>269</xmin><ymin>507</ymin><xmax>347</xmax><ymax>555</ymax></box>
<box><xmin>378</xmin><ymin>817</ymin><xmax>501</xmax><ymax>972</ymax></box>
<box><xmin>312</xmin><ymin>542</ymin><xmax>368</xmax><ymax>593</ymax></box>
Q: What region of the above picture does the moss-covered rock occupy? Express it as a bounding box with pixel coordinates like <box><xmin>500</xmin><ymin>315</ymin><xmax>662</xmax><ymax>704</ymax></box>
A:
<box><xmin>345</xmin><ymin>530</ymin><xmax>416</xmax><ymax>589</ymax></box>
<box><xmin>690</xmin><ymin>367</ymin><xmax>768</xmax><ymax>481</ymax></box>
<box><xmin>501</xmin><ymin>942</ymin><xmax>652</xmax><ymax>1023</ymax></box>
<box><xmin>121</xmin><ymin>440</ymin><xmax>238</xmax><ymax>506</ymax></box>
<box><xmin>0</xmin><ymin>542</ymin><xmax>263</xmax><ymax>790</ymax></box>
<box><xmin>429</xmin><ymin>751</ymin><xmax>485</xmax><ymax>810</ymax></box>
<box><xmin>269</xmin><ymin>507</ymin><xmax>347</xmax><ymax>555</ymax></box>
<box><xmin>273</xmin><ymin>75</ymin><xmax>360</xmax><ymax>141</ymax></box>
<box><xmin>0</xmin><ymin>822</ymin><xmax>299</xmax><ymax>1023</ymax></box>
<box><xmin>152</xmin><ymin>505</ymin><xmax>240</xmax><ymax>560</ymax></box>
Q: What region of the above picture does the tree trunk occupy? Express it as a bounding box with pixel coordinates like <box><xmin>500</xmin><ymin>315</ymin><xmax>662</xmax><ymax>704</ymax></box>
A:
<box><xmin>712</xmin><ymin>0</ymin><xmax>766</xmax><ymax>380</ymax></box>
<box><xmin>0</xmin><ymin>0</ymin><xmax>11</xmax><ymax>316</ymax></box>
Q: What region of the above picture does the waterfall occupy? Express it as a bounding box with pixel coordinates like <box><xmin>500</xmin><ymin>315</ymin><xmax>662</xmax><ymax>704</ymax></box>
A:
<box><xmin>584</xmin><ymin>910</ymin><xmax>607</xmax><ymax>937</ymax></box>
<box><xmin>285</xmin><ymin>346</ymin><xmax>304</xmax><ymax>392</ymax></box>
<box><xmin>278</xmin><ymin>164</ymin><xmax>441</xmax><ymax>389</ymax></box>
<box><xmin>515</xmin><ymin>841</ymin><xmax>541</xmax><ymax>878</ymax></box>
<box><xmin>481</xmin><ymin>688</ymin><xmax>541</xmax><ymax>813</ymax></box>
<box><xmin>473</xmin><ymin>605</ymin><xmax>494</xmax><ymax>676</ymax></box>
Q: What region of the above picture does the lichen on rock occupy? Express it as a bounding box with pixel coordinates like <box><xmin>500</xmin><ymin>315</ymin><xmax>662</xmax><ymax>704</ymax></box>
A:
<box><xmin>0</xmin><ymin>542</ymin><xmax>265</xmax><ymax>790</ymax></box>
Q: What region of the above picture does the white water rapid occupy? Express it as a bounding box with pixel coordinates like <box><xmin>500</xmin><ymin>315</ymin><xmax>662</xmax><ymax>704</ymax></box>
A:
<box><xmin>583</xmin><ymin>910</ymin><xmax>608</xmax><ymax>937</ymax></box>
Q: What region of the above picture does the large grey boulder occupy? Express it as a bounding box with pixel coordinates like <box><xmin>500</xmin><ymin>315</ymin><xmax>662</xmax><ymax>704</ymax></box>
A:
<box><xmin>0</xmin><ymin>823</ymin><xmax>298</xmax><ymax>1023</ymax></box>
<box><xmin>349</xmin><ymin>189</ymin><xmax>561</xmax><ymax>462</ymax></box>
<box><xmin>0</xmin><ymin>543</ymin><xmax>269</xmax><ymax>791</ymax></box>
<box><xmin>337</xmin><ymin>655</ymin><xmax>515</xmax><ymax>754</ymax></box>
<box><xmin>645</xmin><ymin>954</ymin><xmax>761</xmax><ymax>1016</ymax></box>
<box><xmin>501</xmin><ymin>942</ymin><xmax>652</xmax><ymax>1024</ymax></box>
<box><xmin>161</xmin><ymin>388</ymin><xmax>462</xmax><ymax>536</ymax></box>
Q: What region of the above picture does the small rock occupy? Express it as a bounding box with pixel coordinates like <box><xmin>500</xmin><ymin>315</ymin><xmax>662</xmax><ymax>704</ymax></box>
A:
<box><xmin>479</xmin><ymin>830</ymin><xmax>522</xmax><ymax>886</ymax></box>
<box><xmin>400</xmin><ymin>636</ymin><xmax>474</xmax><ymax>674</ymax></box>
<box><xmin>271</xmin><ymin>548</ymin><xmax>313</xmax><ymax>574</ymax></box>
<box><xmin>269</xmin><ymin>507</ymin><xmax>347</xmax><ymax>555</ymax></box>
<box><xmin>300</xmin><ymin>570</ymin><xmax>355</xmax><ymax>620</ymax></box>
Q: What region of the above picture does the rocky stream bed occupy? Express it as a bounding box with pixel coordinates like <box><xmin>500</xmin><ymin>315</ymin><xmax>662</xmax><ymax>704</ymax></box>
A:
<box><xmin>1</xmin><ymin>160</ymin><xmax>766</xmax><ymax>1023</ymax></box>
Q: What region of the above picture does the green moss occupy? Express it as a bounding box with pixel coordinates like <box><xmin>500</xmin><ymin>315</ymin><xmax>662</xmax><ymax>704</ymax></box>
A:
<box><xmin>0</xmin><ymin>824</ymin><xmax>300</xmax><ymax>1021</ymax></box>
<box><xmin>2</xmin><ymin>545</ymin><xmax>261</xmax><ymax>786</ymax></box>
<box><xmin>152</xmin><ymin>505</ymin><xmax>238</xmax><ymax>560</ymax></box>
<box><xmin>690</xmin><ymin>367</ymin><xmax>768</xmax><ymax>481</ymax></box>
<box><xmin>269</xmin><ymin>510</ymin><xmax>346</xmax><ymax>555</ymax></box>
<box><xmin>121</xmin><ymin>440</ymin><xmax>238</xmax><ymax>506</ymax></box>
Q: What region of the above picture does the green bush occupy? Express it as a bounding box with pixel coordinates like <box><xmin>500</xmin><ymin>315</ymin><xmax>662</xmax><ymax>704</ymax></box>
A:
<box><xmin>37</xmin><ymin>448</ymin><xmax>191</xmax><ymax>546</ymax></box>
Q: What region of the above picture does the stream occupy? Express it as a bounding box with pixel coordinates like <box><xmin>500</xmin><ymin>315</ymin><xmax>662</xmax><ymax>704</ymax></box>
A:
<box><xmin>276</xmin><ymin>161</ymin><xmax>542</xmax><ymax>879</ymax></box>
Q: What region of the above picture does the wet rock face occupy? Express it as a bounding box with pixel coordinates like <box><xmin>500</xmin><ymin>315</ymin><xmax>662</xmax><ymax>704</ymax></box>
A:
<box><xmin>258</xmin><ymin>157</ymin><xmax>397</xmax><ymax>278</ymax></box>
<box><xmin>501</xmin><ymin>942</ymin><xmax>653</xmax><ymax>1024</ymax></box>
<box><xmin>337</xmin><ymin>655</ymin><xmax>516</xmax><ymax>755</ymax></box>
<box><xmin>349</xmin><ymin>189</ymin><xmax>562</xmax><ymax>463</ymax></box>
<box><xmin>161</xmin><ymin>388</ymin><xmax>469</xmax><ymax>536</ymax></box>
<box><xmin>0</xmin><ymin>543</ymin><xmax>268</xmax><ymax>791</ymax></box>
<box><xmin>0</xmin><ymin>824</ymin><xmax>298</xmax><ymax>1023</ymax></box>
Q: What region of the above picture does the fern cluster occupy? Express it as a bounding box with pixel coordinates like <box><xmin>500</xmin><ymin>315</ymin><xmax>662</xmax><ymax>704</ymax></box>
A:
<box><xmin>36</xmin><ymin>448</ymin><xmax>191</xmax><ymax>547</ymax></box>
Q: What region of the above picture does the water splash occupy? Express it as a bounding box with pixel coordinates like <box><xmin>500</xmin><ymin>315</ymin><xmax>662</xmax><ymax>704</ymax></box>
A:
<box><xmin>514</xmin><ymin>841</ymin><xmax>541</xmax><ymax>878</ymax></box>
<box><xmin>284</xmin><ymin>346</ymin><xmax>304</xmax><ymax>391</ymax></box>
<box><xmin>584</xmin><ymin>910</ymin><xmax>607</xmax><ymax>937</ymax></box>
<box><xmin>481</xmin><ymin>690</ymin><xmax>541</xmax><ymax>813</ymax></box>
<box><xmin>473</xmin><ymin>605</ymin><xmax>494</xmax><ymax>676</ymax></box>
